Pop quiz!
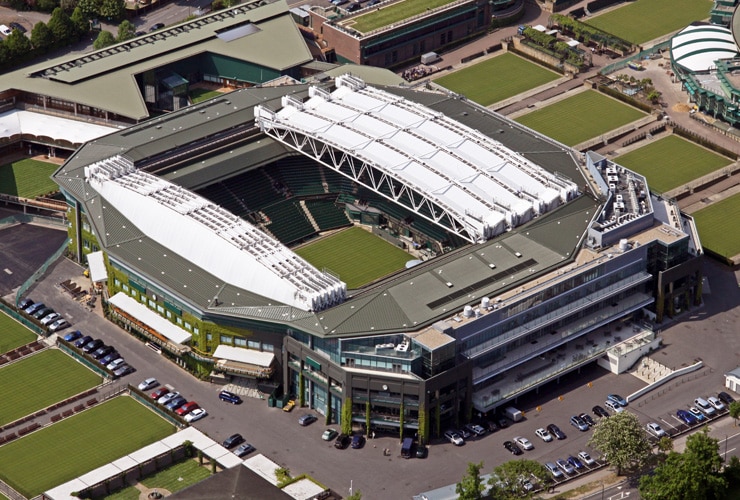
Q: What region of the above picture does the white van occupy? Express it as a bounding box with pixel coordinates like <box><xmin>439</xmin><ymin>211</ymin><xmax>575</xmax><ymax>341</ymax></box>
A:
<box><xmin>694</xmin><ymin>397</ymin><xmax>716</xmax><ymax>416</ymax></box>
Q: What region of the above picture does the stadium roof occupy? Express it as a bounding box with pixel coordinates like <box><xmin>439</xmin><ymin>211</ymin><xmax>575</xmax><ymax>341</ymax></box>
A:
<box><xmin>256</xmin><ymin>75</ymin><xmax>579</xmax><ymax>242</ymax></box>
<box><xmin>1</xmin><ymin>0</ymin><xmax>311</xmax><ymax>121</ymax></box>
<box><xmin>671</xmin><ymin>23</ymin><xmax>739</xmax><ymax>73</ymax></box>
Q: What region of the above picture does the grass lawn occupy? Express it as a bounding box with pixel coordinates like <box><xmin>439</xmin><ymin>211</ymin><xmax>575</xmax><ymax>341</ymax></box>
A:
<box><xmin>434</xmin><ymin>53</ymin><xmax>560</xmax><ymax>106</ymax></box>
<box><xmin>0</xmin><ymin>158</ymin><xmax>59</xmax><ymax>198</ymax></box>
<box><xmin>615</xmin><ymin>135</ymin><xmax>732</xmax><ymax>193</ymax></box>
<box><xmin>586</xmin><ymin>0</ymin><xmax>713</xmax><ymax>45</ymax></box>
<box><xmin>0</xmin><ymin>349</ymin><xmax>101</xmax><ymax>427</ymax></box>
<box><xmin>295</xmin><ymin>226</ymin><xmax>411</xmax><ymax>289</ymax></box>
<box><xmin>141</xmin><ymin>459</ymin><xmax>211</xmax><ymax>492</ymax></box>
<box><xmin>0</xmin><ymin>310</ymin><xmax>37</xmax><ymax>354</ymax></box>
<box><xmin>0</xmin><ymin>396</ymin><xmax>176</xmax><ymax>498</ymax></box>
<box><xmin>350</xmin><ymin>0</ymin><xmax>456</xmax><ymax>33</ymax></box>
<box><xmin>693</xmin><ymin>194</ymin><xmax>740</xmax><ymax>259</ymax></box>
<box><xmin>190</xmin><ymin>88</ymin><xmax>223</xmax><ymax>103</ymax></box>
<box><xmin>515</xmin><ymin>90</ymin><xmax>645</xmax><ymax>146</ymax></box>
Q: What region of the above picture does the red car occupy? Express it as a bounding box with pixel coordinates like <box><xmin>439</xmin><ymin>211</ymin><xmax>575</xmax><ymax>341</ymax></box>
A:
<box><xmin>176</xmin><ymin>401</ymin><xmax>200</xmax><ymax>416</ymax></box>
<box><xmin>151</xmin><ymin>387</ymin><xmax>169</xmax><ymax>400</ymax></box>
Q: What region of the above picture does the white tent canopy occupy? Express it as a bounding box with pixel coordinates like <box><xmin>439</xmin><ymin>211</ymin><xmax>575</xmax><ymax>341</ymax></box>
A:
<box><xmin>86</xmin><ymin>251</ymin><xmax>108</xmax><ymax>283</ymax></box>
<box><xmin>213</xmin><ymin>344</ymin><xmax>274</xmax><ymax>367</ymax></box>
<box><xmin>108</xmin><ymin>292</ymin><xmax>192</xmax><ymax>344</ymax></box>
<box><xmin>0</xmin><ymin>109</ymin><xmax>115</xmax><ymax>144</ymax></box>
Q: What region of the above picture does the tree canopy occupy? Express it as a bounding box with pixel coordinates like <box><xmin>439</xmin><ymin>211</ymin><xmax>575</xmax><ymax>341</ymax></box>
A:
<box><xmin>588</xmin><ymin>411</ymin><xmax>652</xmax><ymax>474</ymax></box>
<box><xmin>456</xmin><ymin>461</ymin><xmax>485</xmax><ymax>500</ymax></box>
<box><xmin>93</xmin><ymin>30</ymin><xmax>116</xmax><ymax>50</ymax></box>
<box><xmin>490</xmin><ymin>459</ymin><xmax>550</xmax><ymax>499</ymax></box>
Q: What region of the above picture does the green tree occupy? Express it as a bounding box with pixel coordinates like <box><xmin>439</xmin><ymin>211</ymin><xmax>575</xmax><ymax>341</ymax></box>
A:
<box><xmin>365</xmin><ymin>401</ymin><xmax>371</xmax><ymax>437</ymax></box>
<box><xmin>418</xmin><ymin>403</ymin><xmax>428</xmax><ymax>445</ymax></box>
<box><xmin>100</xmin><ymin>0</ymin><xmax>125</xmax><ymax>21</ymax></box>
<box><xmin>93</xmin><ymin>30</ymin><xmax>115</xmax><ymax>49</ymax></box>
<box><xmin>3</xmin><ymin>30</ymin><xmax>33</xmax><ymax>63</ymax></box>
<box><xmin>490</xmin><ymin>459</ymin><xmax>550</xmax><ymax>498</ymax></box>
<box><xmin>588</xmin><ymin>411</ymin><xmax>652</xmax><ymax>474</ymax></box>
<box><xmin>346</xmin><ymin>491</ymin><xmax>362</xmax><ymax>500</ymax></box>
<box><xmin>341</xmin><ymin>398</ymin><xmax>352</xmax><ymax>435</ymax></box>
<box><xmin>639</xmin><ymin>428</ymin><xmax>727</xmax><ymax>500</ymax></box>
<box><xmin>298</xmin><ymin>372</ymin><xmax>304</xmax><ymax>406</ymax></box>
<box><xmin>70</xmin><ymin>7</ymin><xmax>90</xmax><ymax>38</ymax></box>
<box><xmin>117</xmin><ymin>19</ymin><xmax>136</xmax><ymax>41</ymax></box>
<box><xmin>724</xmin><ymin>455</ymin><xmax>740</xmax><ymax>489</ymax></box>
<box><xmin>61</xmin><ymin>0</ymin><xmax>79</xmax><ymax>11</ymax></box>
<box><xmin>656</xmin><ymin>435</ymin><xmax>673</xmax><ymax>464</ymax></box>
<box><xmin>47</xmin><ymin>7</ymin><xmax>76</xmax><ymax>47</ymax></box>
<box><xmin>456</xmin><ymin>461</ymin><xmax>485</xmax><ymax>500</ymax></box>
<box><xmin>31</xmin><ymin>22</ymin><xmax>54</xmax><ymax>55</ymax></box>
<box><xmin>77</xmin><ymin>0</ymin><xmax>102</xmax><ymax>18</ymax></box>
<box><xmin>729</xmin><ymin>401</ymin><xmax>740</xmax><ymax>427</ymax></box>
<box><xmin>37</xmin><ymin>0</ymin><xmax>60</xmax><ymax>12</ymax></box>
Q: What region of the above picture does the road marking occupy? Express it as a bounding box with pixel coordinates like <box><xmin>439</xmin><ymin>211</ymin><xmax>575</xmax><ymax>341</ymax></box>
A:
<box><xmin>726</xmin><ymin>447</ymin><xmax>736</xmax><ymax>455</ymax></box>
<box><xmin>661</xmin><ymin>417</ymin><xmax>678</xmax><ymax>429</ymax></box>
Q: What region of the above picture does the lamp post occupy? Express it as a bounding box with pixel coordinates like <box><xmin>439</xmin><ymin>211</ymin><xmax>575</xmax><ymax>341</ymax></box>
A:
<box><xmin>601</xmin><ymin>482</ymin><xmax>605</xmax><ymax>500</ymax></box>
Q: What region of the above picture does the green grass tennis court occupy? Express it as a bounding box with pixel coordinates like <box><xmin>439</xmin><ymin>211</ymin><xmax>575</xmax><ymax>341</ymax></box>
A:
<box><xmin>0</xmin><ymin>396</ymin><xmax>176</xmax><ymax>498</ymax></box>
<box><xmin>693</xmin><ymin>194</ymin><xmax>740</xmax><ymax>260</ymax></box>
<box><xmin>295</xmin><ymin>226</ymin><xmax>411</xmax><ymax>289</ymax></box>
<box><xmin>514</xmin><ymin>90</ymin><xmax>645</xmax><ymax>146</ymax></box>
<box><xmin>614</xmin><ymin>135</ymin><xmax>732</xmax><ymax>194</ymax></box>
<box><xmin>0</xmin><ymin>158</ymin><xmax>59</xmax><ymax>199</ymax></box>
<box><xmin>0</xmin><ymin>349</ymin><xmax>101</xmax><ymax>427</ymax></box>
<box><xmin>586</xmin><ymin>0</ymin><xmax>712</xmax><ymax>45</ymax></box>
<box><xmin>434</xmin><ymin>53</ymin><xmax>560</xmax><ymax>106</ymax></box>
<box><xmin>0</xmin><ymin>310</ymin><xmax>37</xmax><ymax>354</ymax></box>
<box><xmin>349</xmin><ymin>0</ymin><xmax>456</xmax><ymax>33</ymax></box>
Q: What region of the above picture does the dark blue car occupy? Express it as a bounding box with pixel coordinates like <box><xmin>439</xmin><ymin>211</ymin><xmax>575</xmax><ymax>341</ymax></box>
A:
<box><xmin>63</xmin><ymin>330</ymin><xmax>83</xmax><ymax>342</ymax></box>
<box><xmin>677</xmin><ymin>409</ymin><xmax>697</xmax><ymax>425</ymax></box>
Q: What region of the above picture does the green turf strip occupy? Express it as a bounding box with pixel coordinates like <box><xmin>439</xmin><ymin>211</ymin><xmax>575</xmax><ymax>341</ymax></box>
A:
<box><xmin>434</xmin><ymin>53</ymin><xmax>560</xmax><ymax>106</ymax></box>
<box><xmin>0</xmin><ymin>396</ymin><xmax>176</xmax><ymax>497</ymax></box>
<box><xmin>295</xmin><ymin>226</ymin><xmax>411</xmax><ymax>289</ymax></box>
<box><xmin>0</xmin><ymin>349</ymin><xmax>101</xmax><ymax>427</ymax></box>
<box><xmin>351</xmin><ymin>0</ymin><xmax>457</xmax><ymax>33</ymax></box>
<box><xmin>0</xmin><ymin>311</ymin><xmax>37</xmax><ymax>354</ymax></box>
<box><xmin>514</xmin><ymin>90</ymin><xmax>645</xmax><ymax>146</ymax></box>
<box><xmin>0</xmin><ymin>159</ymin><xmax>59</xmax><ymax>198</ymax></box>
<box><xmin>140</xmin><ymin>459</ymin><xmax>211</xmax><ymax>492</ymax></box>
<box><xmin>585</xmin><ymin>0</ymin><xmax>712</xmax><ymax>45</ymax></box>
<box><xmin>693</xmin><ymin>194</ymin><xmax>740</xmax><ymax>259</ymax></box>
<box><xmin>615</xmin><ymin>135</ymin><xmax>731</xmax><ymax>194</ymax></box>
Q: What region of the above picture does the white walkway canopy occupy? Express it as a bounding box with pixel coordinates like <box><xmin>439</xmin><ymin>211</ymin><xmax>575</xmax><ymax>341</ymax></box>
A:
<box><xmin>86</xmin><ymin>251</ymin><xmax>108</xmax><ymax>283</ymax></box>
<box><xmin>0</xmin><ymin>109</ymin><xmax>116</xmax><ymax>144</ymax></box>
<box><xmin>109</xmin><ymin>292</ymin><xmax>192</xmax><ymax>344</ymax></box>
<box><xmin>213</xmin><ymin>344</ymin><xmax>275</xmax><ymax>368</ymax></box>
<box><xmin>255</xmin><ymin>74</ymin><xmax>578</xmax><ymax>242</ymax></box>
<box><xmin>86</xmin><ymin>157</ymin><xmax>346</xmax><ymax>312</ymax></box>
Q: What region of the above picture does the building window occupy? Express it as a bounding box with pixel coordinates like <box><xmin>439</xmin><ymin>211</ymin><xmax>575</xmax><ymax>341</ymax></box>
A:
<box><xmin>206</xmin><ymin>333</ymin><xmax>212</xmax><ymax>341</ymax></box>
<box><xmin>166</xmin><ymin>310</ymin><xmax>172</xmax><ymax>319</ymax></box>
<box><xmin>440</xmin><ymin>33</ymin><xmax>445</xmax><ymax>44</ymax></box>
<box><xmin>114</xmin><ymin>278</ymin><xmax>121</xmax><ymax>287</ymax></box>
<box><xmin>234</xmin><ymin>337</ymin><xmax>247</xmax><ymax>347</ymax></box>
<box><xmin>148</xmin><ymin>299</ymin><xmax>156</xmax><ymax>309</ymax></box>
<box><xmin>131</xmin><ymin>290</ymin><xmax>137</xmax><ymax>298</ymax></box>
<box><xmin>156</xmin><ymin>305</ymin><xmax>164</xmax><ymax>314</ymax></box>
<box><xmin>184</xmin><ymin>322</ymin><xmax>192</xmax><ymax>331</ymax></box>
<box><xmin>220</xmin><ymin>335</ymin><xmax>231</xmax><ymax>344</ymax></box>
<box><xmin>193</xmin><ymin>327</ymin><xmax>199</xmax><ymax>335</ymax></box>
<box><xmin>122</xmin><ymin>284</ymin><xmax>129</xmax><ymax>292</ymax></box>
<box><xmin>176</xmin><ymin>317</ymin><xmax>183</xmax><ymax>325</ymax></box>
<box><xmin>248</xmin><ymin>340</ymin><xmax>260</xmax><ymax>349</ymax></box>
<box><xmin>263</xmin><ymin>344</ymin><xmax>274</xmax><ymax>352</ymax></box>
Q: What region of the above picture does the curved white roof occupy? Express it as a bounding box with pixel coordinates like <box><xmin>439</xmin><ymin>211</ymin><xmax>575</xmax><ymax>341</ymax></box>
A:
<box><xmin>85</xmin><ymin>156</ymin><xmax>346</xmax><ymax>312</ymax></box>
<box><xmin>255</xmin><ymin>75</ymin><xmax>578</xmax><ymax>242</ymax></box>
<box><xmin>671</xmin><ymin>24</ymin><xmax>739</xmax><ymax>73</ymax></box>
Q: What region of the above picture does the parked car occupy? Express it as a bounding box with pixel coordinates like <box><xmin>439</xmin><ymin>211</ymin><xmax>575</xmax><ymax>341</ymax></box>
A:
<box><xmin>63</xmin><ymin>330</ymin><xmax>83</xmax><ymax>342</ymax></box>
<box><xmin>0</xmin><ymin>24</ymin><xmax>12</xmax><ymax>36</ymax></box>
<box><xmin>567</xmin><ymin>455</ymin><xmax>584</xmax><ymax>470</ymax></box>
<box><xmin>150</xmin><ymin>387</ymin><xmax>169</xmax><ymax>400</ymax></box>
<box><xmin>570</xmin><ymin>415</ymin><xmax>589</xmax><ymax>431</ymax></box>
<box><xmin>694</xmin><ymin>397</ymin><xmax>716</xmax><ymax>416</ymax></box>
<box><xmin>535</xmin><ymin>427</ymin><xmax>553</xmax><ymax>442</ymax></box>
<box><xmin>464</xmin><ymin>423</ymin><xmax>486</xmax><ymax>437</ymax></box>
<box><xmin>334</xmin><ymin>434</ymin><xmax>351</xmax><ymax>449</ymax></box>
<box><xmin>604</xmin><ymin>400</ymin><xmax>624</xmax><ymax>413</ymax></box>
<box><xmin>149</xmin><ymin>22</ymin><xmax>165</xmax><ymax>32</ymax></box>
<box><xmin>99</xmin><ymin>351</ymin><xmax>120</xmax><ymax>366</ymax></box>
<box><xmin>646</xmin><ymin>422</ymin><xmax>667</xmax><ymax>438</ymax></box>
<box><xmin>513</xmin><ymin>436</ymin><xmax>533</xmax><ymax>450</ymax></box>
<box><xmin>578</xmin><ymin>451</ymin><xmax>596</xmax><ymax>466</ymax></box>
<box><xmin>547</xmin><ymin>424</ymin><xmax>566</xmax><ymax>440</ymax></box>
<box><xmin>718</xmin><ymin>392</ymin><xmax>736</xmax><ymax>405</ymax></box>
<box><xmin>607</xmin><ymin>394</ymin><xmax>628</xmax><ymax>407</ymax></box>
<box><xmin>112</xmin><ymin>363</ymin><xmax>131</xmax><ymax>378</ymax></box>
<box><xmin>545</xmin><ymin>462</ymin><xmax>564</xmax><ymax>479</ymax></box>
<box><xmin>503</xmin><ymin>441</ymin><xmax>523</xmax><ymax>455</ymax></box>
<box><xmin>708</xmin><ymin>396</ymin><xmax>726</xmax><ymax>411</ymax></box>
<box><xmin>322</xmin><ymin>428</ymin><xmax>338</xmax><ymax>441</ymax></box>
<box><xmin>676</xmin><ymin>409</ymin><xmax>698</xmax><ymax>425</ymax></box>
<box><xmin>177</xmin><ymin>401</ymin><xmax>200</xmax><ymax>416</ymax></box>
<box><xmin>49</xmin><ymin>319</ymin><xmax>70</xmax><ymax>333</ymax></box>
<box><xmin>457</xmin><ymin>427</ymin><xmax>472</xmax><ymax>440</ymax></box>
<box><xmin>40</xmin><ymin>312</ymin><xmax>61</xmax><ymax>325</ymax></box>
<box><xmin>688</xmin><ymin>406</ymin><xmax>706</xmax><ymax>421</ymax></box>
<box><xmin>107</xmin><ymin>358</ymin><xmax>126</xmax><ymax>371</ymax></box>
<box><xmin>593</xmin><ymin>405</ymin><xmax>610</xmax><ymax>418</ymax></box>
<box><xmin>350</xmin><ymin>434</ymin><xmax>365</xmax><ymax>449</ymax></box>
<box><xmin>219</xmin><ymin>390</ymin><xmax>242</xmax><ymax>405</ymax></box>
<box><xmin>33</xmin><ymin>307</ymin><xmax>54</xmax><ymax>320</ymax></box>
<box><xmin>92</xmin><ymin>345</ymin><xmax>114</xmax><ymax>360</ymax></box>
<box><xmin>164</xmin><ymin>396</ymin><xmax>187</xmax><ymax>411</ymax></box>
<box><xmin>444</xmin><ymin>430</ymin><xmax>464</xmax><ymax>446</ymax></box>
<box><xmin>75</xmin><ymin>335</ymin><xmax>93</xmax><ymax>349</ymax></box>
<box><xmin>283</xmin><ymin>399</ymin><xmax>296</xmax><ymax>412</ymax></box>
<box><xmin>556</xmin><ymin>458</ymin><xmax>575</xmax><ymax>475</ymax></box>
<box><xmin>9</xmin><ymin>22</ymin><xmax>26</xmax><ymax>34</ymax></box>
<box><xmin>83</xmin><ymin>339</ymin><xmax>103</xmax><ymax>353</ymax></box>
<box><xmin>184</xmin><ymin>408</ymin><xmax>208</xmax><ymax>423</ymax></box>
<box><xmin>234</xmin><ymin>442</ymin><xmax>254</xmax><ymax>457</ymax></box>
<box><xmin>24</xmin><ymin>302</ymin><xmax>45</xmax><ymax>315</ymax></box>
<box><xmin>485</xmin><ymin>420</ymin><xmax>499</xmax><ymax>433</ymax></box>
<box><xmin>416</xmin><ymin>444</ymin><xmax>428</xmax><ymax>458</ymax></box>
<box><xmin>158</xmin><ymin>391</ymin><xmax>180</xmax><ymax>405</ymax></box>
<box><xmin>18</xmin><ymin>298</ymin><xmax>34</xmax><ymax>310</ymax></box>
<box><xmin>298</xmin><ymin>414</ymin><xmax>317</xmax><ymax>426</ymax></box>
<box><xmin>579</xmin><ymin>413</ymin><xmax>596</xmax><ymax>427</ymax></box>
<box><xmin>222</xmin><ymin>433</ymin><xmax>244</xmax><ymax>449</ymax></box>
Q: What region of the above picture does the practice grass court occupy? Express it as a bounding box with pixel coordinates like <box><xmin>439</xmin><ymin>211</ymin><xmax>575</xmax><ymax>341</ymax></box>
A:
<box><xmin>586</xmin><ymin>0</ymin><xmax>712</xmax><ymax>45</ymax></box>
<box><xmin>615</xmin><ymin>135</ymin><xmax>732</xmax><ymax>194</ymax></box>
<box><xmin>0</xmin><ymin>158</ymin><xmax>59</xmax><ymax>199</ymax></box>
<box><xmin>0</xmin><ymin>396</ymin><xmax>176</xmax><ymax>498</ymax></box>
<box><xmin>434</xmin><ymin>53</ymin><xmax>560</xmax><ymax>106</ymax></box>
<box><xmin>190</xmin><ymin>88</ymin><xmax>223</xmax><ymax>103</ymax></box>
<box><xmin>515</xmin><ymin>90</ymin><xmax>645</xmax><ymax>146</ymax></box>
<box><xmin>0</xmin><ymin>310</ymin><xmax>37</xmax><ymax>354</ymax></box>
<box><xmin>295</xmin><ymin>226</ymin><xmax>411</xmax><ymax>289</ymax></box>
<box><xmin>693</xmin><ymin>194</ymin><xmax>740</xmax><ymax>260</ymax></box>
<box><xmin>105</xmin><ymin>459</ymin><xmax>211</xmax><ymax>499</ymax></box>
<box><xmin>350</xmin><ymin>0</ymin><xmax>456</xmax><ymax>33</ymax></box>
<box><xmin>0</xmin><ymin>349</ymin><xmax>101</xmax><ymax>427</ymax></box>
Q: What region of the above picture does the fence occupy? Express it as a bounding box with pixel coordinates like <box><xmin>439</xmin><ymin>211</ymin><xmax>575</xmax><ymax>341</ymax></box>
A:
<box><xmin>0</xmin><ymin>300</ymin><xmax>45</xmax><ymax>337</ymax></box>
<box><xmin>599</xmin><ymin>41</ymin><xmax>670</xmax><ymax>76</ymax></box>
